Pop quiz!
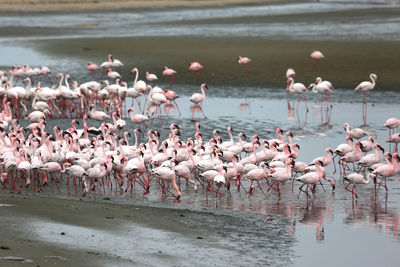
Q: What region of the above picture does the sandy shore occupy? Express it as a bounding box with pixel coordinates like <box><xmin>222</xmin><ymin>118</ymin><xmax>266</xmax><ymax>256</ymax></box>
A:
<box><xmin>0</xmin><ymin>0</ymin><xmax>305</xmax><ymax>13</ymax></box>
<box><xmin>0</xmin><ymin>192</ymin><xmax>293</xmax><ymax>266</ymax></box>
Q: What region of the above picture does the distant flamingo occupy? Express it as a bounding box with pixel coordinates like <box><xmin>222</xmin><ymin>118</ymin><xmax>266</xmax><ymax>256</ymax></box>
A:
<box><xmin>355</xmin><ymin>73</ymin><xmax>377</xmax><ymax>125</ymax></box>
<box><xmin>100</xmin><ymin>54</ymin><xmax>113</xmax><ymax>68</ymax></box>
<box><xmin>286</xmin><ymin>68</ymin><xmax>295</xmax><ymax>93</ymax></box>
<box><xmin>107</xmin><ymin>68</ymin><xmax>121</xmax><ymax>80</ymax></box>
<box><xmin>344</xmin><ymin>123</ymin><xmax>367</xmax><ymax>139</ymax></box>
<box><xmin>146</xmin><ymin>71</ymin><xmax>158</xmax><ymax>84</ymax></box>
<box><xmin>165</xmin><ymin>89</ymin><xmax>181</xmax><ymax>116</ymax></box>
<box><xmin>189</xmin><ymin>83</ymin><xmax>207</xmax><ymax>120</ymax></box>
<box><xmin>87</xmin><ymin>62</ymin><xmax>99</xmax><ymax>72</ymax></box>
<box><xmin>162</xmin><ymin>66</ymin><xmax>177</xmax><ymax>87</ymax></box>
<box><xmin>189</xmin><ymin>61</ymin><xmax>203</xmax><ymax>82</ymax></box>
<box><xmin>287</xmin><ymin>77</ymin><xmax>309</xmax><ymax>124</ymax></box>
<box><xmin>310</xmin><ymin>50</ymin><xmax>324</xmax><ymax>72</ymax></box>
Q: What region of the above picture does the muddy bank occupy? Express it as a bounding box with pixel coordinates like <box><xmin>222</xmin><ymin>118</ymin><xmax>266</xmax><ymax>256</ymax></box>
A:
<box><xmin>0</xmin><ymin>0</ymin><xmax>306</xmax><ymax>13</ymax></box>
<box><xmin>35</xmin><ymin>37</ymin><xmax>400</xmax><ymax>90</ymax></box>
<box><xmin>0</xmin><ymin>193</ymin><xmax>294</xmax><ymax>267</ymax></box>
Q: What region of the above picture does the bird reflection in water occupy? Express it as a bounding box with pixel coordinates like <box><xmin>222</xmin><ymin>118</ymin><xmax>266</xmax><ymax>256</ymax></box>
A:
<box><xmin>300</xmin><ymin>202</ymin><xmax>331</xmax><ymax>242</ymax></box>
<box><xmin>344</xmin><ymin>199</ymin><xmax>400</xmax><ymax>241</ymax></box>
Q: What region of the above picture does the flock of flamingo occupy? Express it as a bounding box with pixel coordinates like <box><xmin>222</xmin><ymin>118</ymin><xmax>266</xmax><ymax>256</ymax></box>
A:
<box><xmin>0</xmin><ymin>51</ymin><xmax>398</xmax><ymax>202</ymax></box>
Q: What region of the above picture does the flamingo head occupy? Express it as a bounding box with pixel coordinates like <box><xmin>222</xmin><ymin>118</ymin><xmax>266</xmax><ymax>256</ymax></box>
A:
<box><xmin>130</xmin><ymin>68</ymin><xmax>137</xmax><ymax>73</ymax></box>
<box><xmin>371</xmin><ymin>73</ymin><xmax>378</xmax><ymax>81</ymax></box>
<box><xmin>201</xmin><ymin>83</ymin><xmax>208</xmax><ymax>89</ymax></box>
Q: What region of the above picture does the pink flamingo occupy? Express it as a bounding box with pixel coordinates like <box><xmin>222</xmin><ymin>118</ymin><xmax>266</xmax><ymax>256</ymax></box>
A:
<box><xmin>286</xmin><ymin>68</ymin><xmax>295</xmax><ymax>90</ymax></box>
<box><xmin>128</xmin><ymin>108</ymin><xmax>149</xmax><ymax>129</ymax></box>
<box><xmin>189</xmin><ymin>61</ymin><xmax>203</xmax><ymax>82</ymax></box>
<box><xmin>146</xmin><ymin>71</ymin><xmax>158</xmax><ymax>84</ymax></box>
<box><xmin>387</xmin><ymin>133</ymin><xmax>400</xmax><ymax>153</ymax></box>
<box><xmin>162</xmin><ymin>66</ymin><xmax>177</xmax><ymax>87</ymax></box>
<box><xmin>287</xmin><ymin>77</ymin><xmax>309</xmax><ymax>123</ymax></box>
<box><xmin>107</xmin><ymin>68</ymin><xmax>121</xmax><ymax>80</ymax></box>
<box><xmin>354</xmin><ymin>73</ymin><xmax>377</xmax><ymax>125</ymax></box>
<box><xmin>267</xmin><ymin>157</ymin><xmax>293</xmax><ymax>199</ymax></box>
<box><xmin>370</xmin><ymin>153</ymin><xmax>400</xmax><ymax>193</ymax></box>
<box><xmin>151</xmin><ymin>159</ymin><xmax>181</xmax><ymax>200</ymax></box>
<box><xmin>238</xmin><ymin>56</ymin><xmax>251</xmax><ymax>73</ymax></box>
<box><xmin>343</xmin><ymin>173</ymin><xmax>372</xmax><ymax>199</ymax></box>
<box><xmin>189</xmin><ymin>83</ymin><xmax>207</xmax><ymax>120</ymax></box>
<box><xmin>344</xmin><ymin>123</ymin><xmax>367</xmax><ymax>139</ymax></box>
<box><xmin>87</xmin><ymin>62</ymin><xmax>99</xmax><ymax>72</ymax></box>
<box><xmin>100</xmin><ymin>54</ymin><xmax>113</xmax><ymax>68</ymax></box>
<box><xmin>164</xmin><ymin>89</ymin><xmax>181</xmax><ymax>116</ymax></box>
<box><xmin>296</xmin><ymin>161</ymin><xmax>325</xmax><ymax>199</ymax></box>
<box><xmin>384</xmin><ymin>117</ymin><xmax>400</xmax><ymax>136</ymax></box>
<box><xmin>310</xmin><ymin>50</ymin><xmax>324</xmax><ymax>72</ymax></box>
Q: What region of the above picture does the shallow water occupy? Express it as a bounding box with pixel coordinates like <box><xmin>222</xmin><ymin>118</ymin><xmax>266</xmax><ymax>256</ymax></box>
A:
<box><xmin>8</xmin><ymin>85</ymin><xmax>400</xmax><ymax>266</ymax></box>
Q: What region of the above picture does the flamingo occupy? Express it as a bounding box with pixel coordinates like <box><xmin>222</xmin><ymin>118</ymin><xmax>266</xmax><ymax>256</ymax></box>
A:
<box><xmin>111</xmin><ymin>55</ymin><xmax>124</xmax><ymax>68</ymax></box>
<box><xmin>384</xmin><ymin>117</ymin><xmax>400</xmax><ymax>136</ymax></box>
<box><xmin>188</xmin><ymin>61</ymin><xmax>203</xmax><ymax>82</ymax></box>
<box><xmin>128</xmin><ymin>108</ymin><xmax>149</xmax><ymax>128</ymax></box>
<box><xmin>238</xmin><ymin>56</ymin><xmax>251</xmax><ymax>73</ymax></box>
<box><xmin>287</xmin><ymin>77</ymin><xmax>309</xmax><ymax>123</ymax></box>
<box><xmin>189</xmin><ymin>83</ymin><xmax>207</xmax><ymax>120</ymax></box>
<box><xmin>387</xmin><ymin>133</ymin><xmax>400</xmax><ymax>153</ymax></box>
<box><xmin>88</xmin><ymin>105</ymin><xmax>110</xmax><ymax>121</ymax></box>
<box><xmin>370</xmin><ymin>153</ymin><xmax>400</xmax><ymax>193</ymax></box>
<box><xmin>87</xmin><ymin>62</ymin><xmax>99</xmax><ymax>72</ymax></box>
<box><xmin>310</xmin><ymin>50</ymin><xmax>324</xmax><ymax>72</ymax></box>
<box><xmin>355</xmin><ymin>73</ymin><xmax>377</xmax><ymax>125</ymax></box>
<box><xmin>296</xmin><ymin>161</ymin><xmax>325</xmax><ymax>199</ymax></box>
<box><xmin>344</xmin><ymin>123</ymin><xmax>367</xmax><ymax>139</ymax></box>
<box><xmin>343</xmin><ymin>173</ymin><xmax>371</xmax><ymax>199</ymax></box>
<box><xmin>100</xmin><ymin>54</ymin><xmax>113</xmax><ymax>68</ymax></box>
<box><xmin>107</xmin><ymin>68</ymin><xmax>121</xmax><ymax>80</ymax></box>
<box><xmin>285</xmin><ymin>68</ymin><xmax>295</xmax><ymax>92</ymax></box>
<box><xmin>164</xmin><ymin>89</ymin><xmax>181</xmax><ymax>116</ymax></box>
<box><xmin>146</xmin><ymin>71</ymin><xmax>158</xmax><ymax>84</ymax></box>
<box><xmin>151</xmin><ymin>159</ymin><xmax>181</xmax><ymax>199</ymax></box>
<box><xmin>162</xmin><ymin>66</ymin><xmax>177</xmax><ymax>87</ymax></box>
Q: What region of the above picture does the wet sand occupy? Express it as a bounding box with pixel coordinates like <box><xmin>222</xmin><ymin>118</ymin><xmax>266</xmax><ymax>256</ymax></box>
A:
<box><xmin>0</xmin><ymin>192</ymin><xmax>293</xmax><ymax>267</ymax></box>
<box><xmin>0</xmin><ymin>0</ymin><xmax>305</xmax><ymax>13</ymax></box>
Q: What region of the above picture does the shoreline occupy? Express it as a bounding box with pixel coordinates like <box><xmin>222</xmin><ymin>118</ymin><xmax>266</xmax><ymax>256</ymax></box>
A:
<box><xmin>0</xmin><ymin>0</ymin><xmax>309</xmax><ymax>13</ymax></box>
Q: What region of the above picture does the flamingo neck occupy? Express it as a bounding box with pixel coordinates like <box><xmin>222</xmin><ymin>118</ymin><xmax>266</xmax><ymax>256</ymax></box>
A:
<box><xmin>200</xmin><ymin>85</ymin><xmax>205</xmax><ymax>97</ymax></box>
<box><xmin>58</xmin><ymin>74</ymin><xmax>64</xmax><ymax>89</ymax></box>
<box><xmin>133</xmin><ymin>69</ymin><xmax>139</xmax><ymax>86</ymax></box>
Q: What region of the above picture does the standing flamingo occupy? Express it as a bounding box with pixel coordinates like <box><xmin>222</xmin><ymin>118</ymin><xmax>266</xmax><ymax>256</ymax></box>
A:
<box><xmin>355</xmin><ymin>73</ymin><xmax>377</xmax><ymax>125</ymax></box>
<box><xmin>344</xmin><ymin>123</ymin><xmax>367</xmax><ymax>139</ymax></box>
<box><xmin>189</xmin><ymin>83</ymin><xmax>207</xmax><ymax>120</ymax></box>
<box><xmin>238</xmin><ymin>56</ymin><xmax>251</xmax><ymax>73</ymax></box>
<box><xmin>287</xmin><ymin>77</ymin><xmax>309</xmax><ymax>123</ymax></box>
<box><xmin>343</xmin><ymin>173</ymin><xmax>372</xmax><ymax>199</ymax></box>
<box><xmin>189</xmin><ymin>61</ymin><xmax>203</xmax><ymax>82</ymax></box>
<box><xmin>310</xmin><ymin>50</ymin><xmax>324</xmax><ymax>72</ymax></box>
<box><xmin>87</xmin><ymin>62</ymin><xmax>99</xmax><ymax>72</ymax></box>
<box><xmin>384</xmin><ymin>117</ymin><xmax>400</xmax><ymax>136</ymax></box>
<box><xmin>146</xmin><ymin>71</ymin><xmax>158</xmax><ymax>84</ymax></box>
<box><xmin>162</xmin><ymin>66</ymin><xmax>177</xmax><ymax>87</ymax></box>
